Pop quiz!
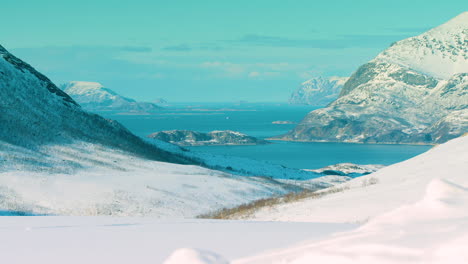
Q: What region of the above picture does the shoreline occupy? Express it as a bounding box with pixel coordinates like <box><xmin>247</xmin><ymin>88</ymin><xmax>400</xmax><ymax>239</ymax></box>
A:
<box><xmin>266</xmin><ymin>137</ymin><xmax>436</xmax><ymax>146</ymax></box>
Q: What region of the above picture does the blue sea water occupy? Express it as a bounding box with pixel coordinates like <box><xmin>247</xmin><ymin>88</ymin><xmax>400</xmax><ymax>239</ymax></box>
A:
<box><xmin>102</xmin><ymin>103</ymin><xmax>431</xmax><ymax>170</ymax></box>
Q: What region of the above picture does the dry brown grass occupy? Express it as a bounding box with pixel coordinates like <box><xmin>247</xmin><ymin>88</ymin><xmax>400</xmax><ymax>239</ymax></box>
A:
<box><xmin>198</xmin><ymin>185</ymin><xmax>350</xmax><ymax>219</ymax></box>
<box><xmin>361</xmin><ymin>177</ymin><xmax>379</xmax><ymax>187</ymax></box>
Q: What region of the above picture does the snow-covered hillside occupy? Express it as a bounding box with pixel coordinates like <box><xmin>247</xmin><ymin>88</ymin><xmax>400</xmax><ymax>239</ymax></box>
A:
<box><xmin>164</xmin><ymin>135</ymin><xmax>468</xmax><ymax>264</ymax></box>
<box><xmin>61</xmin><ymin>81</ymin><xmax>161</xmax><ymax>112</ymax></box>
<box><xmin>289</xmin><ymin>76</ymin><xmax>348</xmax><ymax>106</ymax></box>
<box><xmin>243</xmin><ymin>135</ymin><xmax>468</xmax><ymax>223</ymax></box>
<box><xmin>280</xmin><ymin>12</ymin><xmax>468</xmax><ymax>144</ymax></box>
<box><xmin>0</xmin><ymin>143</ymin><xmax>299</xmax><ymax>217</ymax></box>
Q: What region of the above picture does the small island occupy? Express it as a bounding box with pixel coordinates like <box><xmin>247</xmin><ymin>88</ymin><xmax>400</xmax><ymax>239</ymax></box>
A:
<box><xmin>148</xmin><ymin>130</ymin><xmax>271</xmax><ymax>146</ymax></box>
<box><xmin>272</xmin><ymin>120</ymin><xmax>296</xmax><ymax>124</ymax></box>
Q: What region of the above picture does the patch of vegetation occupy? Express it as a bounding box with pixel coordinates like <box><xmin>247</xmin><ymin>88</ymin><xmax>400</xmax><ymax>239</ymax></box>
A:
<box><xmin>198</xmin><ymin>185</ymin><xmax>351</xmax><ymax>220</ymax></box>
<box><xmin>361</xmin><ymin>177</ymin><xmax>379</xmax><ymax>187</ymax></box>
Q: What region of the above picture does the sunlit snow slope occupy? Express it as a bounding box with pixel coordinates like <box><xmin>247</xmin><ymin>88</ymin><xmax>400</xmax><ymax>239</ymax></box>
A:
<box><xmin>247</xmin><ymin>135</ymin><xmax>468</xmax><ymax>223</ymax></box>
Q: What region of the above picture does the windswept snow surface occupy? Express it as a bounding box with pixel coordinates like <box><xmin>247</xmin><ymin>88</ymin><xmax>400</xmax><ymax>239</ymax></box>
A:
<box><xmin>0</xmin><ymin>217</ymin><xmax>356</xmax><ymax>264</ymax></box>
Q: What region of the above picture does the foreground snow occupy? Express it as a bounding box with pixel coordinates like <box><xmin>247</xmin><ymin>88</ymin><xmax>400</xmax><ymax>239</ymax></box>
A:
<box><xmin>0</xmin><ymin>217</ymin><xmax>356</xmax><ymax>264</ymax></box>
<box><xmin>234</xmin><ymin>178</ymin><xmax>468</xmax><ymax>264</ymax></box>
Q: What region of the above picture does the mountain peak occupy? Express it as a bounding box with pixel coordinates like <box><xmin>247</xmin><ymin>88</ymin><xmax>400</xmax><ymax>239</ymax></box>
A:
<box><xmin>64</xmin><ymin>81</ymin><xmax>104</xmax><ymax>92</ymax></box>
<box><xmin>290</xmin><ymin>76</ymin><xmax>348</xmax><ymax>106</ymax></box>
<box><xmin>61</xmin><ymin>81</ymin><xmax>164</xmax><ymax>112</ymax></box>
<box><xmin>374</xmin><ymin>12</ymin><xmax>467</xmax><ymax>79</ymax></box>
<box><xmin>445</xmin><ymin>11</ymin><xmax>468</xmax><ymax>26</ymax></box>
<box><xmin>425</xmin><ymin>11</ymin><xmax>468</xmax><ymax>36</ymax></box>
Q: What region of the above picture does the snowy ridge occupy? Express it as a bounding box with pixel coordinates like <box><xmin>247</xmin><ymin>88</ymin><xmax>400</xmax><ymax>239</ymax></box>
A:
<box><xmin>375</xmin><ymin>12</ymin><xmax>468</xmax><ymax>80</ymax></box>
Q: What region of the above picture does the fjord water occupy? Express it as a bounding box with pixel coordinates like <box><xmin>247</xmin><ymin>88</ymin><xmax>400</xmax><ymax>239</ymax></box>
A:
<box><xmin>104</xmin><ymin>103</ymin><xmax>431</xmax><ymax>170</ymax></box>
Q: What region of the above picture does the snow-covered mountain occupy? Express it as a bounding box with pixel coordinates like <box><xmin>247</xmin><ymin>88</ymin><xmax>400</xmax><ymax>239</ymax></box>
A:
<box><xmin>289</xmin><ymin>76</ymin><xmax>348</xmax><ymax>106</ymax></box>
<box><xmin>279</xmin><ymin>12</ymin><xmax>468</xmax><ymax>144</ymax></box>
<box><xmin>61</xmin><ymin>81</ymin><xmax>162</xmax><ymax>112</ymax></box>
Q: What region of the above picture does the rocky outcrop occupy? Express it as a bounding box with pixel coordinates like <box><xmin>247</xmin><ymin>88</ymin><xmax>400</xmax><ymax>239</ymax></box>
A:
<box><xmin>148</xmin><ymin>130</ymin><xmax>270</xmax><ymax>146</ymax></box>
<box><xmin>289</xmin><ymin>76</ymin><xmax>348</xmax><ymax>106</ymax></box>
<box><xmin>279</xmin><ymin>12</ymin><xmax>468</xmax><ymax>144</ymax></box>
<box><xmin>308</xmin><ymin>163</ymin><xmax>385</xmax><ymax>177</ymax></box>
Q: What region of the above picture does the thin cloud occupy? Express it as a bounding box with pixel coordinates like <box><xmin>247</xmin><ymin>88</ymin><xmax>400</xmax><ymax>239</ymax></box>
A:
<box><xmin>121</xmin><ymin>46</ymin><xmax>153</xmax><ymax>53</ymax></box>
<box><xmin>161</xmin><ymin>44</ymin><xmax>224</xmax><ymax>52</ymax></box>
<box><xmin>228</xmin><ymin>33</ymin><xmax>414</xmax><ymax>49</ymax></box>
<box><xmin>385</xmin><ymin>27</ymin><xmax>432</xmax><ymax>33</ymax></box>
<box><xmin>161</xmin><ymin>44</ymin><xmax>192</xmax><ymax>51</ymax></box>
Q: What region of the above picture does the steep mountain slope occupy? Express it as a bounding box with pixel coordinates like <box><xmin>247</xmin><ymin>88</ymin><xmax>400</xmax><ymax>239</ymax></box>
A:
<box><xmin>280</xmin><ymin>12</ymin><xmax>468</xmax><ymax>144</ymax></box>
<box><xmin>289</xmin><ymin>76</ymin><xmax>348</xmax><ymax>106</ymax></box>
<box><xmin>61</xmin><ymin>81</ymin><xmax>161</xmax><ymax>112</ymax></box>
<box><xmin>0</xmin><ymin>45</ymin><xmax>185</xmax><ymax>163</ymax></box>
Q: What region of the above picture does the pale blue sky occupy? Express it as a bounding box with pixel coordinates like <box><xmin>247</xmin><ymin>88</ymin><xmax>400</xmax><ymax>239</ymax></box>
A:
<box><xmin>2</xmin><ymin>0</ymin><xmax>466</xmax><ymax>102</ymax></box>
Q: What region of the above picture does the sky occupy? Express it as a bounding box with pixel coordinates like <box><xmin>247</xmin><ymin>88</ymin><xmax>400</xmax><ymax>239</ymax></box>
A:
<box><xmin>1</xmin><ymin>0</ymin><xmax>466</xmax><ymax>102</ymax></box>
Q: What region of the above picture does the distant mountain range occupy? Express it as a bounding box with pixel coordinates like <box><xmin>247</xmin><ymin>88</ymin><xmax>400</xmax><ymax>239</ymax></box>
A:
<box><xmin>277</xmin><ymin>12</ymin><xmax>468</xmax><ymax>144</ymax></box>
<box><xmin>289</xmin><ymin>76</ymin><xmax>348</xmax><ymax>106</ymax></box>
<box><xmin>61</xmin><ymin>81</ymin><xmax>162</xmax><ymax>112</ymax></box>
